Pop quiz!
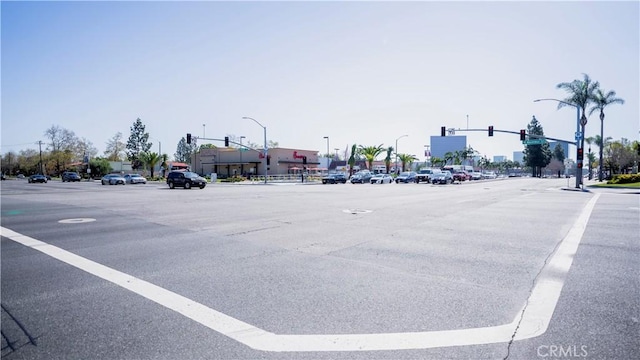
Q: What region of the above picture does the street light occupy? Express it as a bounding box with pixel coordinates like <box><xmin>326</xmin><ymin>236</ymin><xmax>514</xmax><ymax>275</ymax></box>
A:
<box><xmin>534</xmin><ymin>98</ymin><xmax>581</xmax><ymax>189</ymax></box>
<box><xmin>242</xmin><ymin>117</ymin><xmax>267</xmax><ymax>184</ymax></box>
<box><xmin>395</xmin><ymin>134</ymin><xmax>408</xmax><ymax>173</ymax></box>
<box><xmin>323</xmin><ymin>136</ymin><xmax>329</xmax><ymax>172</ymax></box>
<box><xmin>202</xmin><ymin>124</ymin><xmax>206</xmax><ymax>138</ymax></box>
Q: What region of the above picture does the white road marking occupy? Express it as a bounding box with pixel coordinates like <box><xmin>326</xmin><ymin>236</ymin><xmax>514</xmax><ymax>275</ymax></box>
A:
<box><xmin>0</xmin><ymin>194</ymin><xmax>599</xmax><ymax>352</ymax></box>
<box><xmin>58</xmin><ymin>218</ymin><xmax>96</xmax><ymax>224</ymax></box>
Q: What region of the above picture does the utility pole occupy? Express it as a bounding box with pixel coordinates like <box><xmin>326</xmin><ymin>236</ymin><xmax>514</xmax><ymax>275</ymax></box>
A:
<box><xmin>37</xmin><ymin>140</ymin><xmax>44</xmax><ymax>174</ymax></box>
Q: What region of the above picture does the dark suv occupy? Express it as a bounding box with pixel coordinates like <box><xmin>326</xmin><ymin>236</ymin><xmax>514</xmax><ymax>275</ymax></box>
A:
<box><xmin>62</xmin><ymin>171</ymin><xmax>82</xmax><ymax>182</ymax></box>
<box><xmin>166</xmin><ymin>171</ymin><xmax>207</xmax><ymax>189</ymax></box>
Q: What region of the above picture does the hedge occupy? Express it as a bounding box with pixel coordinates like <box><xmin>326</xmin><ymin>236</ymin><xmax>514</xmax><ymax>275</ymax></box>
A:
<box><xmin>607</xmin><ymin>174</ymin><xmax>640</xmax><ymax>184</ymax></box>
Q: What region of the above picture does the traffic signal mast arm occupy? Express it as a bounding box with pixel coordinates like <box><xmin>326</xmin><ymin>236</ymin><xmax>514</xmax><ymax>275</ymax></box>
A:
<box><xmin>186</xmin><ymin>135</ymin><xmax>259</xmax><ymax>149</ymax></box>
<box><xmin>446</xmin><ymin>128</ymin><xmax>576</xmax><ymax>145</ymax></box>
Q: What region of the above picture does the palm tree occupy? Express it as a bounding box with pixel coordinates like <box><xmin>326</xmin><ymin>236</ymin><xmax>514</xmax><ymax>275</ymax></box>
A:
<box><xmin>584</xmin><ymin>136</ymin><xmax>595</xmax><ymax>179</ymax></box>
<box><xmin>589</xmin><ymin>88</ymin><xmax>625</xmax><ymax>181</ymax></box>
<box><xmin>431</xmin><ymin>157</ymin><xmax>444</xmax><ymax>168</ymax></box>
<box><xmin>384</xmin><ymin>146</ymin><xmax>393</xmax><ymax>174</ymax></box>
<box><xmin>358</xmin><ymin>144</ymin><xmax>384</xmax><ymax>172</ymax></box>
<box><xmin>347</xmin><ymin>144</ymin><xmax>357</xmax><ymax>177</ymax></box>
<box><xmin>556</xmin><ymin>74</ymin><xmax>599</xmax><ymax>179</ymax></box>
<box><xmin>398</xmin><ymin>154</ymin><xmax>418</xmax><ymax>172</ymax></box>
<box><xmin>443</xmin><ymin>152</ymin><xmax>454</xmax><ymax>165</ymax></box>
<box><xmin>140</xmin><ymin>152</ymin><xmax>160</xmax><ymax>178</ymax></box>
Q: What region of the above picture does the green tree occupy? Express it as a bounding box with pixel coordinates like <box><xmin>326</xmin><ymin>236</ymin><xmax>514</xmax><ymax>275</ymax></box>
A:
<box><xmin>104</xmin><ymin>132</ymin><xmax>126</xmax><ymax>161</ymax></box>
<box><xmin>523</xmin><ymin>116</ymin><xmax>552</xmax><ymax>177</ymax></box>
<box><xmin>126</xmin><ymin>118</ymin><xmax>152</xmax><ymax>170</ymax></box>
<box><xmin>398</xmin><ymin>154</ymin><xmax>418</xmax><ymax>172</ymax></box>
<box><xmin>443</xmin><ymin>152</ymin><xmax>454</xmax><ymax>165</ymax></box>
<box><xmin>44</xmin><ymin>125</ymin><xmax>77</xmax><ymax>174</ymax></box>
<box><xmin>89</xmin><ymin>157</ymin><xmax>112</xmax><ymax>177</ymax></box>
<box><xmin>358</xmin><ymin>144</ymin><xmax>384</xmax><ymax>171</ymax></box>
<box><xmin>588</xmin><ymin>88</ymin><xmax>625</xmax><ymax>181</ymax></box>
<box><xmin>175</xmin><ymin>137</ymin><xmax>195</xmax><ymax>163</ymax></box>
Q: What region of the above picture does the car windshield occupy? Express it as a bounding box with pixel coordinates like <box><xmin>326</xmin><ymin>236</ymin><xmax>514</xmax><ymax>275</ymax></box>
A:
<box><xmin>400</xmin><ymin>172</ymin><xmax>410</xmax><ymax>176</ymax></box>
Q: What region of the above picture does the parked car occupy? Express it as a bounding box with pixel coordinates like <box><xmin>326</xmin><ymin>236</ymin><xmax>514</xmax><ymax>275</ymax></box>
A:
<box><xmin>350</xmin><ymin>171</ymin><xmax>373</xmax><ymax>184</ymax></box>
<box><xmin>124</xmin><ymin>174</ymin><xmax>147</xmax><ymax>184</ymax></box>
<box><xmin>483</xmin><ymin>171</ymin><xmax>497</xmax><ymax>179</ymax></box>
<box><xmin>28</xmin><ymin>174</ymin><xmax>48</xmax><ymax>183</ymax></box>
<box><xmin>452</xmin><ymin>170</ymin><xmax>470</xmax><ymax>182</ymax></box>
<box><xmin>415</xmin><ymin>168</ymin><xmax>440</xmax><ymax>183</ymax></box>
<box><xmin>370</xmin><ymin>173</ymin><xmax>393</xmax><ymax>184</ymax></box>
<box><xmin>431</xmin><ymin>171</ymin><xmax>453</xmax><ymax>184</ymax></box>
<box><xmin>62</xmin><ymin>171</ymin><xmax>82</xmax><ymax>182</ymax></box>
<box><xmin>395</xmin><ymin>171</ymin><xmax>417</xmax><ymax>183</ymax></box>
<box><xmin>166</xmin><ymin>171</ymin><xmax>206</xmax><ymax>189</ymax></box>
<box><xmin>322</xmin><ymin>173</ymin><xmax>347</xmax><ymax>184</ymax></box>
<box><xmin>101</xmin><ymin>174</ymin><xmax>126</xmax><ymax>185</ymax></box>
<box><xmin>470</xmin><ymin>171</ymin><xmax>484</xmax><ymax>180</ymax></box>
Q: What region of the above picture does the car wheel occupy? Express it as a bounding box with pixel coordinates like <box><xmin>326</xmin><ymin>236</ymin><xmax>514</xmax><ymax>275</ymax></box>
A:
<box><xmin>199</xmin><ymin>184</ymin><xmax>205</xmax><ymax>189</ymax></box>
<box><xmin>184</xmin><ymin>182</ymin><xmax>191</xmax><ymax>189</ymax></box>
<box><xmin>168</xmin><ymin>181</ymin><xmax>175</xmax><ymax>189</ymax></box>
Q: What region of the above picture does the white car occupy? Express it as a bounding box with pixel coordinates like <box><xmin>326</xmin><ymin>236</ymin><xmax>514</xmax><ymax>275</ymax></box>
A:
<box><xmin>124</xmin><ymin>174</ymin><xmax>147</xmax><ymax>184</ymax></box>
<box><xmin>370</xmin><ymin>173</ymin><xmax>393</xmax><ymax>184</ymax></box>
<box><xmin>483</xmin><ymin>171</ymin><xmax>497</xmax><ymax>179</ymax></box>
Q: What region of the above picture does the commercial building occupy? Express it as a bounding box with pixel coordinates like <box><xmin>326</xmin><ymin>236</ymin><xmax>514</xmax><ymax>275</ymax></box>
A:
<box><xmin>191</xmin><ymin>147</ymin><xmax>320</xmax><ymax>178</ymax></box>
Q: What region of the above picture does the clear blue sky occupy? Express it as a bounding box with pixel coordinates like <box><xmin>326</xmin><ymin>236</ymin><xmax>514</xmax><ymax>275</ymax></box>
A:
<box><xmin>2</xmin><ymin>1</ymin><xmax>638</xmax><ymax>161</ymax></box>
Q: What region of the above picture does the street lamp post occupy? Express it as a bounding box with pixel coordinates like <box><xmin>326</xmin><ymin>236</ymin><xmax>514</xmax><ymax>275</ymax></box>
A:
<box><xmin>395</xmin><ymin>134</ymin><xmax>408</xmax><ymax>173</ymax></box>
<box><xmin>323</xmin><ymin>136</ymin><xmax>329</xmax><ymax>172</ymax></box>
<box><xmin>242</xmin><ymin>117</ymin><xmax>267</xmax><ymax>184</ymax></box>
<box><xmin>533</xmin><ymin>98</ymin><xmax>581</xmax><ymax>189</ymax></box>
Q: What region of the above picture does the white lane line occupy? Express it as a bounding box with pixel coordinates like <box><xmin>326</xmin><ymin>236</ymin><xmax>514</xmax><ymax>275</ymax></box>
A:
<box><xmin>0</xmin><ymin>194</ymin><xmax>599</xmax><ymax>352</ymax></box>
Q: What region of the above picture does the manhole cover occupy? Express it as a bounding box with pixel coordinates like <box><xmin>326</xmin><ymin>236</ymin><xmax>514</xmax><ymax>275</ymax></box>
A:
<box><xmin>58</xmin><ymin>218</ymin><xmax>96</xmax><ymax>224</ymax></box>
<box><xmin>343</xmin><ymin>209</ymin><xmax>373</xmax><ymax>214</ymax></box>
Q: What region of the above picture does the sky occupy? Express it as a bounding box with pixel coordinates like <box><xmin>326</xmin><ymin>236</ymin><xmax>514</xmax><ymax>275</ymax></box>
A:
<box><xmin>2</xmin><ymin>0</ymin><xmax>639</xmax><ymax>162</ymax></box>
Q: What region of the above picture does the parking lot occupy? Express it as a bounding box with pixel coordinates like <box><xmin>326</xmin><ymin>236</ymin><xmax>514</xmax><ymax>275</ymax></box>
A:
<box><xmin>1</xmin><ymin>178</ymin><xmax>638</xmax><ymax>359</ymax></box>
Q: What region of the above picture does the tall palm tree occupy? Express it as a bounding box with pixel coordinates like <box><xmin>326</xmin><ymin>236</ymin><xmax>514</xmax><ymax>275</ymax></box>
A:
<box><xmin>584</xmin><ymin>136</ymin><xmax>595</xmax><ymax>179</ymax></box>
<box><xmin>588</xmin><ymin>88</ymin><xmax>625</xmax><ymax>181</ymax></box>
<box><xmin>347</xmin><ymin>144</ymin><xmax>357</xmax><ymax>177</ymax></box>
<box><xmin>384</xmin><ymin>146</ymin><xmax>393</xmax><ymax>174</ymax></box>
<box><xmin>556</xmin><ymin>74</ymin><xmax>599</xmax><ymax>180</ymax></box>
<box><xmin>358</xmin><ymin>144</ymin><xmax>384</xmax><ymax>172</ymax></box>
<box><xmin>398</xmin><ymin>153</ymin><xmax>418</xmax><ymax>172</ymax></box>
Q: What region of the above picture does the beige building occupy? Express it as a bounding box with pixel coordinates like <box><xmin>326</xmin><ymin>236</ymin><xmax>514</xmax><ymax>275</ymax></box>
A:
<box><xmin>191</xmin><ymin>147</ymin><xmax>320</xmax><ymax>178</ymax></box>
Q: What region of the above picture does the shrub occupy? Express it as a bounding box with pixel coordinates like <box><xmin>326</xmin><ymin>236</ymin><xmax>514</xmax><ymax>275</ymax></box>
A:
<box><xmin>607</xmin><ymin>174</ymin><xmax>640</xmax><ymax>184</ymax></box>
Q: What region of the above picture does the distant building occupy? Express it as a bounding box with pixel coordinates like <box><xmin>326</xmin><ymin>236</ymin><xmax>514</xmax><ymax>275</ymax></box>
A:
<box><xmin>493</xmin><ymin>155</ymin><xmax>507</xmax><ymax>163</ymax></box>
<box><xmin>430</xmin><ymin>135</ymin><xmax>467</xmax><ymax>160</ymax></box>
<box><xmin>548</xmin><ymin>141</ymin><xmax>570</xmax><ymax>160</ymax></box>
<box><xmin>513</xmin><ymin>151</ymin><xmax>524</xmax><ymax>164</ymax></box>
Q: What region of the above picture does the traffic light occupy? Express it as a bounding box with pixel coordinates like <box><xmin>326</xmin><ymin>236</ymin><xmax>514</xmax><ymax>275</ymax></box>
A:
<box><xmin>186</xmin><ymin>133</ymin><xmax>191</xmax><ymax>144</ymax></box>
<box><xmin>224</xmin><ymin>136</ymin><xmax>229</xmax><ymax>147</ymax></box>
<box><xmin>303</xmin><ymin>156</ymin><xmax>307</xmax><ymax>165</ymax></box>
<box><xmin>488</xmin><ymin>126</ymin><xmax>494</xmax><ymax>137</ymax></box>
<box><xmin>441</xmin><ymin>126</ymin><xmax>446</xmax><ymax>137</ymax></box>
<box><xmin>577</xmin><ymin>148</ymin><xmax>584</xmax><ymax>160</ymax></box>
<box><xmin>520</xmin><ymin>129</ymin><xmax>526</xmax><ymax>141</ymax></box>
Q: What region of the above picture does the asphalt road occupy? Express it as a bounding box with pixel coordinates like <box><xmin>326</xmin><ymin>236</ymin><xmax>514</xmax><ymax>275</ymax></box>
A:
<box><xmin>1</xmin><ymin>177</ymin><xmax>638</xmax><ymax>359</ymax></box>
